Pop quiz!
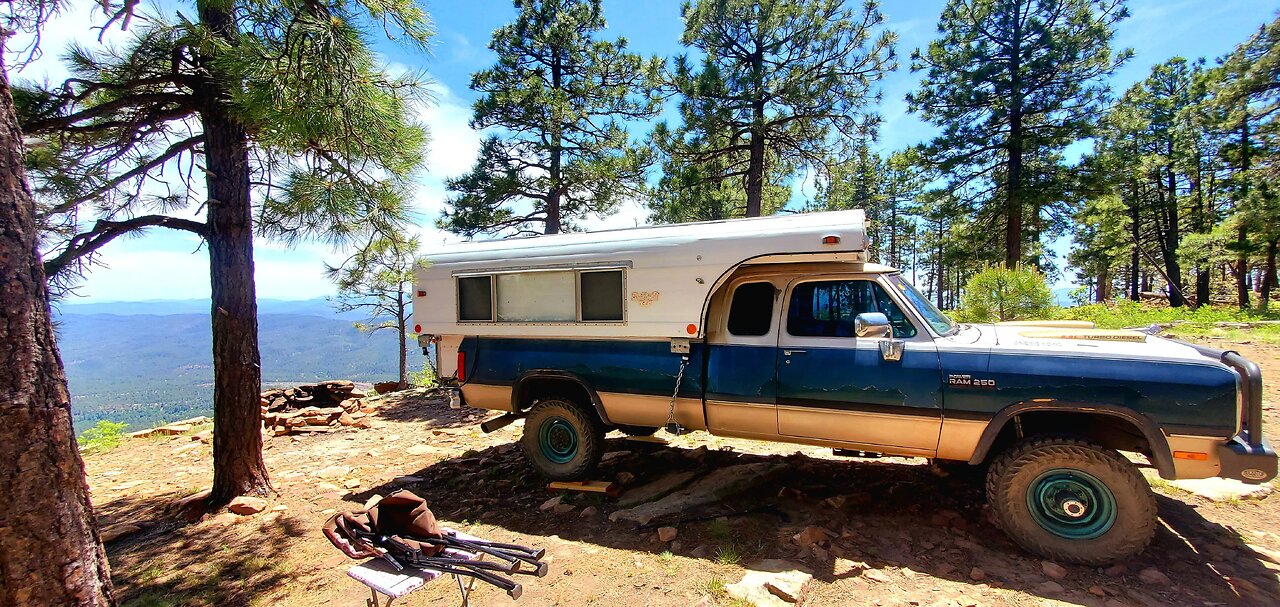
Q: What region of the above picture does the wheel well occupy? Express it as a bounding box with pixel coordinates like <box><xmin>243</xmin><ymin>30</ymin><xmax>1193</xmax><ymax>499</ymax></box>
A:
<box><xmin>513</xmin><ymin>376</ymin><xmax>602</xmax><ymax>421</ymax></box>
<box><xmin>981</xmin><ymin>411</ymin><xmax>1155</xmax><ymax>467</ymax></box>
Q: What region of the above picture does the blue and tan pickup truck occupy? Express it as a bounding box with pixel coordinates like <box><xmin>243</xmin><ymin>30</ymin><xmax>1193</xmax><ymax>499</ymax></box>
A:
<box><xmin>412</xmin><ymin>210</ymin><xmax>1274</xmax><ymax>565</ymax></box>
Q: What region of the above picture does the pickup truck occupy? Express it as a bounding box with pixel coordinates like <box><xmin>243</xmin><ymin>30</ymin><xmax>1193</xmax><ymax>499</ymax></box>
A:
<box><xmin>412</xmin><ymin>210</ymin><xmax>1275</xmax><ymax>565</ymax></box>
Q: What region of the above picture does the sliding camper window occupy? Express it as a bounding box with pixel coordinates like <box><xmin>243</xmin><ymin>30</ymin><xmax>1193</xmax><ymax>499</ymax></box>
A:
<box><xmin>455</xmin><ymin>268</ymin><xmax>625</xmax><ymax>323</ymax></box>
<box><xmin>457</xmin><ymin>276</ymin><xmax>494</xmax><ymax>321</ymax></box>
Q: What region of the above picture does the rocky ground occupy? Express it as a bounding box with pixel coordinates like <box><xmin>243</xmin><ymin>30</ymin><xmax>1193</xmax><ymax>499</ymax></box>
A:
<box><xmin>86</xmin><ymin>339</ymin><xmax>1280</xmax><ymax>607</ymax></box>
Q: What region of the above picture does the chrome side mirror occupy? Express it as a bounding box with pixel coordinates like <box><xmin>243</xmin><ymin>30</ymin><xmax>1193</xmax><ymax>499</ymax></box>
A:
<box><xmin>854</xmin><ymin>312</ymin><xmax>892</xmax><ymax>339</ymax></box>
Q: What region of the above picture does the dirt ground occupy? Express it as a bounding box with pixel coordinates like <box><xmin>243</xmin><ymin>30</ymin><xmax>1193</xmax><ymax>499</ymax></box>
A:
<box><xmin>86</xmin><ymin>338</ymin><xmax>1280</xmax><ymax>607</ymax></box>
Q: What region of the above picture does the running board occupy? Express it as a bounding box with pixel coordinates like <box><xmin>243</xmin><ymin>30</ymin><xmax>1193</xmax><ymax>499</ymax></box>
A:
<box><xmin>832</xmin><ymin>449</ymin><xmax>882</xmax><ymax>458</ymax></box>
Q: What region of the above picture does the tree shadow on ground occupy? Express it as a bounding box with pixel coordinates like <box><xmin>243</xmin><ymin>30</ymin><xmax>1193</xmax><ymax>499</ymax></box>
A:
<box><xmin>370</xmin><ymin>389</ymin><xmax>491</xmax><ymax>428</ymax></box>
<box><xmin>96</xmin><ymin>489</ymin><xmax>310</xmax><ymax>607</ymax></box>
<box><xmin>358</xmin><ymin>437</ymin><xmax>1280</xmax><ymax>606</ymax></box>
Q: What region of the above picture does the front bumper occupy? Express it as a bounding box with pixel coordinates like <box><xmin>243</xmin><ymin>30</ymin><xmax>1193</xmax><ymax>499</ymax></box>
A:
<box><xmin>1219</xmin><ymin>432</ymin><xmax>1277</xmax><ymax>484</ymax></box>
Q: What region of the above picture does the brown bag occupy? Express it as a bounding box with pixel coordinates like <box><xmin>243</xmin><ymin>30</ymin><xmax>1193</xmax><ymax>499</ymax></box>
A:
<box><xmin>323</xmin><ymin>489</ymin><xmax>445</xmax><ymax>559</ymax></box>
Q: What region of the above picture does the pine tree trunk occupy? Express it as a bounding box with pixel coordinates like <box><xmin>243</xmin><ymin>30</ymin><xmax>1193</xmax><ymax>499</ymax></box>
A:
<box><xmin>199</xmin><ymin>0</ymin><xmax>271</xmax><ymax>506</ymax></box>
<box><xmin>545</xmin><ymin>49</ymin><xmax>563</xmax><ymax>234</ymax></box>
<box><xmin>0</xmin><ymin>53</ymin><xmax>116</xmax><ymax>607</ymax></box>
<box><xmin>745</xmin><ymin>117</ymin><xmax>764</xmax><ymax>217</ymax></box>
<box><xmin>1004</xmin><ymin>7</ymin><xmax>1024</xmax><ymax>269</ymax></box>
<box><xmin>1163</xmin><ymin>151</ymin><xmax>1185</xmax><ymax>307</ymax></box>
<box><xmin>1096</xmin><ymin>267</ymin><xmax>1110</xmax><ymax>302</ymax></box>
<box><xmin>1262</xmin><ymin>238</ymin><xmax>1278</xmax><ymax>311</ymax></box>
<box><xmin>1129</xmin><ymin>198</ymin><xmax>1141</xmax><ymax>301</ymax></box>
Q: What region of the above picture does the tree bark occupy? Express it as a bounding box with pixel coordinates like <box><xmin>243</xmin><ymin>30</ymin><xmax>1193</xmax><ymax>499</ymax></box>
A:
<box><xmin>397</xmin><ymin>288</ymin><xmax>408</xmax><ymax>386</ymax></box>
<box><xmin>198</xmin><ymin>0</ymin><xmax>271</xmax><ymax>506</ymax></box>
<box><xmin>0</xmin><ymin>51</ymin><xmax>116</xmax><ymax>607</ymax></box>
<box><xmin>1236</xmin><ymin>111</ymin><xmax>1252</xmax><ymax>310</ymax></box>
<box><xmin>1004</xmin><ymin>4</ymin><xmax>1024</xmax><ymax>268</ymax></box>
<box><xmin>1262</xmin><ymin>238</ymin><xmax>1278</xmax><ymax>311</ymax></box>
<box><xmin>545</xmin><ymin>48</ymin><xmax>563</xmax><ymax>234</ymax></box>
<box><xmin>744</xmin><ymin>41</ymin><xmax>765</xmax><ymax>218</ymax></box>
<box><xmin>1129</xmin><ymin>197</ymin><xmax>1141</xmax><ymax>301</ymax></box>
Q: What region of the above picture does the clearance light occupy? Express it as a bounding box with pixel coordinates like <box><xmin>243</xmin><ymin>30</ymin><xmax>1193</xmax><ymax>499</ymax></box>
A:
<box><xmin>1173</xmin><ymin>451</ymin><xmax>1209</xmax><ymax>461</ymax></box>
<box><xmin>686</xmin><ymin>324</ymin><xmax>698</xmax><ymax>335</ymax></box>
<box><xmin>414</xmin><ymin>324</ymin><xmax>422</xmax><ymax>333</ymax></box>
<box><xmin>821</xmin><ymin>235</ymin><xmax>841</xmax><ymax>245</ymax></box>
<box><xmin>457</xmin><ymin>351</ymin><xmax>466</xmax><ymax>382</ymax></box>
<box><xmin>417</xmin><ymin>290</ymin><xmax>426</xmax><ymax>297</ymax></box>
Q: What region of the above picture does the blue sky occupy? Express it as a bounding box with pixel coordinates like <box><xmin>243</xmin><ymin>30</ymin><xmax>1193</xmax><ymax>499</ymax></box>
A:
<box><xmin>12</xmin><ymin>0</ymin><xmax>1279</xmax><ymax>302</ymax></box>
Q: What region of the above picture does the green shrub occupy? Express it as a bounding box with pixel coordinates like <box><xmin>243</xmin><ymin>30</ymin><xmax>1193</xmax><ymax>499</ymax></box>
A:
<box><xmin>956</xmin><ymin>265</ymin><xmax>1055</xmax><ymax>322</ymax></box>
<box><xmin>78</xmin><ymin>420</ymin><xmax>129</xmax><ymax>454</ymax></box>
<box><xmin>1057</xmin><ymin>300</ymin><xmax>1280</xmax><ymax>342</ymax></box>
<box><xmin>409</xmin><ymin>359</ymin><xmax>437</xmax><ymax>387</ymax></box>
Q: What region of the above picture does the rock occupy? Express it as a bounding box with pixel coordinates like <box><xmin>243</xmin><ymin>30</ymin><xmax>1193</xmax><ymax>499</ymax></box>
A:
<box><xmin>968</xmin><ymin>567</ymin><xmax>986</xmax><ymax>581</ymax></box>
<box><xmin>862</xmin><ymin>569</ymin><xmax>892</xmax><ymax>583</ymax></box>
<box><xmin>553</xmin><ymin>503</ymin><xmax>576</xmax><ymax>515</ymax></box>
<box><xmin>344</xmin><ymin>478</ymin><xmax>362</xmax><ymax>489</ymax></box>
<box><xmin>394</xmin><ymin>475</ymin><xmax>424</xmax><ymax>484</ymax></box>
<box><xmin>1169</xmin><ymin>478</ymin><xmax>1274</xmax><ymax>502</ymax></box>
<box><xmin>540</xmin><ymin>496</ymin><xmax>563</xmax><ymax>512</ymax></box>
<box><xmin>601</xmin><ymin>450</ymin><xmax>633</xmax><ymax>464</ymax></box>
<box><xmin>690</xmin><ymin>545</ymin><xmax>710</xmax><ymax>558</ymax></box>
<box><xmin>1104</xmin><ymin>564</ymin><xmax>1128</xmax><ymax>577</ymax></box>
<box><xmin>314</xmin><ymin>465</ymin><xmax>352</xmax><ymax>479</ymax></box>
<box><xmin>228</xmin><ymin>496</ymin><xmax>267</xmax><ymax>515</ymax></box>
<box><xmin>616</xmin><ymin>471</ymin><xmax>636</xmax><ymax>485</ymax></box>
<box><xmin>338</xmin><ymin>412</ymin><xmax>358</xmax><ymax>427</ymax></box>
<box><xmin>100</xmin><ymin>523</ymin><xmax>142</xmax><ymax>543</ymax></box>
<box><xmin>725</xmin><ymin>560</ymin><xmax>812</xmax><ymax>607</ymax></box>
<box><xmin>191</xmin><ymin>431</ymin><xmax>212</xmax><ymax>443</ymax></box>
<box><xmin>792</xmin><ymin>525</ymin><xmax>834</xmax><ymax>547</ymax></box>
<box><xmin>1137</xmin><ymin>567</ymin><xmax>1170</xmax><ymax>586</ymax></box>
<box><xmin>208</xmin><ymin>512</ymin><xmax>240</xmax><ymax>527</ymax></box>
<box><xmin>823</xmin><ymin>495</ymin><xmax>847</xmax><ymax>508</ymax></box>
<box><xmin>617</xmin><ymin>470</ymin><xmax>699</xmax><ymax>508</ymax></box>
<box><xmin>271</xmin><ymin>504</ymin><xmax>289</xmax><ymax>512</ymax></box>
<box><xmin>1035</xmin><ymin>581</ymin><xmax>1065</xmax><ymax>594</ymax></box>
<box><xmin>407</xmin><ymin>444</ymin><xmax>435</xmax><ymax>456</ymax></box>
<box><xmin>934</xmin><ymin>562</ymin><xmax>957</xmax><ymax>576</ymax></box>
<box><xmin>610</xmin><ymin>463</ymin><xmax>785</xmax><ymax>525</ymax></box>
<box><xmin>1041</xmin><ymin>560</ymin><xmax>1069</xmax><ymax>580</ymax></box>
<box><xmin>579</xmin><ymin>506</ymin><xmax>598</xmax><ymax>518</ymax></box>
<box><xmin>657</xmin><ymin>527</ymin><xmax>678</xmax><ymax>542</ymax></box>
<box><xmin>1089</xmin><ymin>585</ymin><xmax>1108</xmax><ymax>597</ymax></box>
<box><xmin>684</xmin><ymin>446</ymin><xmax>709</xmax><ymax>461</ymax></box>
<box><xmin>374</xmin><ymin>381</ymin><xmax>404</xmax><ymax>394</ymax></box>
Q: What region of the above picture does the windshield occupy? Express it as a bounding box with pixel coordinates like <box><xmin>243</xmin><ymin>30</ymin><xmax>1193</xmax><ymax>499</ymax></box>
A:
<box><xmin>887</xmin><ymin>274</ymin><xmax>959</xmax><ymax>336</ymax></box>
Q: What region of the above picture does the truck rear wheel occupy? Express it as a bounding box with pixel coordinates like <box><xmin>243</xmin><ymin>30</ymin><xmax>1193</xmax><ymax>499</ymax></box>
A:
<box><xmin>520</xmin><ymin>398</ymin><xmax>604</xmax><ymax>481</ymax></box>
<box><xmin>986</xmin><ymin>437</ymin><xmax>1157</xmax><ymax>566</ymax></box>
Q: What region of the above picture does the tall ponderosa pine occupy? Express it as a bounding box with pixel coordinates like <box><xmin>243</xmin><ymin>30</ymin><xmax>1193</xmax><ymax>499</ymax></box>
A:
<box><xmin>18</xmin><ymin>0</ymin><xmax>431</xmax><ymax>505</ymax></box>
<box><xmin>440</xmin><ymin>0</ymin><xmax>659</xmax><ymax>237</ymax></box>
<box><xmin>658</xmin><ymin>0</ymin><xmax>895</xmax><ymax>218</ymax></box>
<box><xmin>908</xmin><ymin>0</ymin><xmax>1130</xmax><ymax>268</ymax></box>
<box><xmin>328</xmin><ymin>235</ymin><xmax>421</xmax><ymax>387</ymax></box>
<box><xmin>0</xmin><ymin>1</ymin><xmax>115</xmax><ymax>604</ymax></box>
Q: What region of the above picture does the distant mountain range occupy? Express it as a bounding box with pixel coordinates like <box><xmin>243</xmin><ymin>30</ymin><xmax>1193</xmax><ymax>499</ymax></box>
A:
<box><xmin>55</xmin><ymin>298</ymin><xmax>407</xmax><ymax>433</ymax></box>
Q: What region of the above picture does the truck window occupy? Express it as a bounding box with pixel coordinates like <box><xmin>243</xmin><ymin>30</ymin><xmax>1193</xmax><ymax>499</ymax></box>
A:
<box><xmin>580</xmin><ymin>270</ymin><xmax>624</xmax><ymax>321</ymax></box>
<box><xmin>457</xmin><ymin>276</ymin><xmax>494</xmax><ymax>321</ymax></box>
<box><xmin>496</xmin><ymin>271</ymin><xmax>576</xmax><ymax>322</ymax></box>
<box><xmin>787</xmin><ymin>280</ymin><xmax>917</xmax><ymax>338</ymax></box>
<box><xmin>727</xmin><ymin>282</ymin><xmax>776</xmax><ymax>336</ymax></box>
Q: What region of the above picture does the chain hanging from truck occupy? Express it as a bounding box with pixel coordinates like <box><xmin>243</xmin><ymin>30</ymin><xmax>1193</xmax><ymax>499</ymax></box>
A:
<box><xmin>665</xmin><ymin>355</ymin><xmax>689</xmax><ymax>436</ymax></box>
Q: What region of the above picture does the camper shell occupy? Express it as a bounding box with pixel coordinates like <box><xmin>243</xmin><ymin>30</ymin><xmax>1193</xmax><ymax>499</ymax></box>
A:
<box><xmin>412</xmin><ymin>210</ymin><xmax>1273</xmax><ymax>567</ymax></box>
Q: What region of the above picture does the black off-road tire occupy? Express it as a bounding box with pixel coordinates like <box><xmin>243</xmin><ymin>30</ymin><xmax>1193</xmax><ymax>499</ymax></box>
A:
<box><xmin>615</xmin><ymin>425</ymin><xmax>660</xmax><ymax>437</ymax></box>
<box><xmin>520</xmin><ymin>398</ymin><xmax>605</xmax><ymax>481</ymax></box>
<box><xmin>986</xmin><ymin>437</ymin><xmax>1157</xmax><ymax>566</ymax></box>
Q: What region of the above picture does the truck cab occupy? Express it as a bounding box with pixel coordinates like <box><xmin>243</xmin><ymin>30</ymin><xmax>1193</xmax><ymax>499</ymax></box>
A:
<box><xmin>413</xmin><ymin>210</ymin><xmax>1274</xmax><ymax>566</ymax></box>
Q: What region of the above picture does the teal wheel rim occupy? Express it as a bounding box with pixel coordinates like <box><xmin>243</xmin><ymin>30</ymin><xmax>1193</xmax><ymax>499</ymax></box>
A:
<box><xmin>538</xmin><ymin>417</ymin><xmax>578</xmax><ymax>464</ymax></box>
<box><xmin>1026</xmin><ymin>468</ymin><xmax>1117</xmax><ymax>540</ymax></box>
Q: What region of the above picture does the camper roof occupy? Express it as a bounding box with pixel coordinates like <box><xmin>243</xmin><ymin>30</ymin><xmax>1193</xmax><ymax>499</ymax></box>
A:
<box><xmin>421</xmin><ymin>209</ymin><xmax>867</xmax><ymax>272</ymax></box>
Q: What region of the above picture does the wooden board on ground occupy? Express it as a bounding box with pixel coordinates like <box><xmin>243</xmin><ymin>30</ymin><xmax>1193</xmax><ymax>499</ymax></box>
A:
<box><xmin>624</xmin><ymin>435</ymin><xmax>669</xmax><ymax>445</ymax></box>
<box><xmin>548</xmin><ymin>480</ymin><xmax>621</xmax><ymax>497</ymax></box>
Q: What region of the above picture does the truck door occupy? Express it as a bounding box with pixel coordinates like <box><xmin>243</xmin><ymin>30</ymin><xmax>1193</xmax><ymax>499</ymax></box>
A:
<box><xmin>704</xmin><ymin>279</ymin><xmax>783</xmax><ymax>438</ymax></box>
<box><xmin>775</xmin><ymin>277</ymin><xmax>943</xmax><ymax>454</ymax></box>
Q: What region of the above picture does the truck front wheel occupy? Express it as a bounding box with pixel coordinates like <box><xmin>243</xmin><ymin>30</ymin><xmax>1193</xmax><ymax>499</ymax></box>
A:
<box><xmin>986</xmin><ymin>437</ymin><xmax>1157</xmax><ymax>566</ymax></box>
<box><xmin>520</xmin><ymin>398</ymin><xmax>604</xmax><ymax>481</ymax></box>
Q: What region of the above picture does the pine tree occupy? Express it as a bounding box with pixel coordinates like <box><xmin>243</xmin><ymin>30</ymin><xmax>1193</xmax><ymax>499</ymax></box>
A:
<box><xmin>440</xmin><ymin>0</ymin><xmax>660</xmax><ymax>237</ymax></box>
<box><xmin>328</xmin><ymin>236</ymin><xmax>421</xmax><ymax>387</ymax></box>
<box><xmin>658</xmin><ymin>0</ymin><xmax>895</xmax><ymax>218</ymax></box>
<box><xmin>907</xmin><ymin>0</ymin><xmax>1130</xmax><ymax>268</ymax></box>
<box><xmin>17</xmin><ymin>0</ymin><xmax>431</xmax><ymax>506</ymax></box>
<box><xmin>1</xmin><ymin>1</ymin><xmax>115</xmax><ymax>604</ymax></box>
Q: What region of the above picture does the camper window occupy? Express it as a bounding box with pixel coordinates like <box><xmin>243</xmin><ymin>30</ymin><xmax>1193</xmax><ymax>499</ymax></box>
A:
<box><xmin>457</xmin><ymin>276</ymin><xmax>494</xmax><ymax>321</ymax></box>
<box><xmin>727</xmin><ymin>282</ymin><xmax>776</xmax><ymax>336</ymax></box>
<box><xmin>455</xmin><ymin>268</ymin><xmax>626</xmax><ymax>323</ymax></box>
<box><xmin>496</xmin><ymin>271</ymin><xmax>576</xmax><ymax>322</ymax></box>
<box><xmin>580</xmin><ymin>270</ymin><xmax>624</xmax><ymax>321</ymax></box>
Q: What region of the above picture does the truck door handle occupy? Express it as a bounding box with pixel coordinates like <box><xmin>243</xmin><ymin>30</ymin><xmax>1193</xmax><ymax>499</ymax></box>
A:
<box><xmin>783</xmin><ymin>349</ymin><xmax>806</xmax><ymax>356</ymax></box>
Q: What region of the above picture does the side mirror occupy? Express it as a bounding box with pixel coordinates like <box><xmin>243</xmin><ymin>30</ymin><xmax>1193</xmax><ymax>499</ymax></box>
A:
<box><xmin>854</xmin><ymin>312</ymin><xmax>892</xmax><ymax>339</ymax></box>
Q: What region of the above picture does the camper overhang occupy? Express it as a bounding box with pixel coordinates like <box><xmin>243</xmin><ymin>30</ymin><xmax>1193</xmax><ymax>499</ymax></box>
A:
<box><xmin>413</xmin><ymin>210</ymin><xmax>869</xmax><ymax>339</ymax></box>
